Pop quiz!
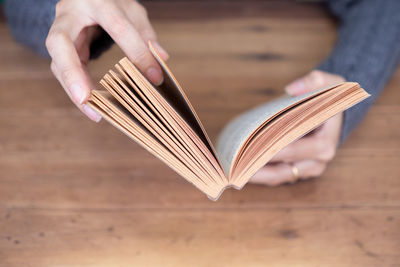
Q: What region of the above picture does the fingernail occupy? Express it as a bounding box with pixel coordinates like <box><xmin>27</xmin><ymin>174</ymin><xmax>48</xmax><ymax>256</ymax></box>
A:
<box><xmin>152</xmin><ymin>42</ymin><xmax>169</xmax><ymax>61</ymax></box>
<box><xmin>83</xmin><ymin>104</ymin><xmax>102</xmax><ymax>123</ymax></box>
<box><xmin>70</xmin><ymin>83</ymin><xmax>87</xmax><ymax>104</ymax></box>
<box><xmin>285</xmin><ymin>80</ymin><xmax>306</xmax><ymax>96</ymax></box>
<box><xmin>146</xmin><ymin>66</ymin><xmax>164</xmax><ymax>86</ymax></box>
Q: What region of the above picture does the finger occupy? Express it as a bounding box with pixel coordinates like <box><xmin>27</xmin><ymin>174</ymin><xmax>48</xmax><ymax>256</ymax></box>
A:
<box><xmin>315</xmin><ymin>112</ymin><xmax>343</xmax><ymax>141</ymax></box>
<box><xmin>270</xmin><ymin>134</ymin><xmax>335</xmax><ymax>163</ymax></box>
<box><xmin>250</xmin><ymin>160</ymin><xmax>326</xmax><ymax>186</ymax></box>
<box><xmin>124</xmin><ymin>3</ymin><xmax>169</xmax><ymax>61</ymax></box>
<box><xmin>285</xmin><ymin>70</ymin><xmax>345</xmax><ymax>96</ymax></box>
<box><xmin>74</xmin><ymin>26</ymin><xmax>99</xmax><ymax>65</ymax></box>
<box><xmin>90</xmin><ymin>3</ymin><xmax>164</xmax><ymax>85</ymax></box>
<box><xmin>151</xmin><ymin>41</ymin><xmax>169</xmax><ymax>61</ymax></box>
<box><xmin>270</xmin><ymin>112</ymin><xmax>342</xmax><ymax>163</ymax></box>
<box><xmin>47</xmin><ymin>15</ymin><xmax>101</xmax><ymax>122</ymax></box>
<box><xmin>250</xmin><ymin>162</ymin><xmax>293</xmax><ymax>186</ymax></box>
<box><xmin>46</xmin><ymin>17</ymin><xmax>92</xmax><ymax>106</ymax></box>
<box><xmin>50</xmin><ymin>61</ymin><xmax>101</xmax><ymax>122</ymax></box>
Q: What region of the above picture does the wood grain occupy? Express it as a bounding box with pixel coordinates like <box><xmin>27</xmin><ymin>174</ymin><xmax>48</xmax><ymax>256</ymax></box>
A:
<box><xmin>0</xmin><ymin>1</ymin><xmax>399</xmax><ymax>266</ymax></box>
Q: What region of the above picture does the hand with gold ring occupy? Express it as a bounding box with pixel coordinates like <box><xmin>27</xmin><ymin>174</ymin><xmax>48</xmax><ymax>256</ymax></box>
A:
<box><xmin>250</xmin><ymin>70</ymin><xmax>344</xmax><ymax>186</ymax></box>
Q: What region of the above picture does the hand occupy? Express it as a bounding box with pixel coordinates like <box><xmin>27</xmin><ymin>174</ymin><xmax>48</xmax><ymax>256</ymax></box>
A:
<box><xmin>250</xmin><ymin>70</ymin><xmax>345</xmax><ymax>186</ymax></box>
<box><xmin>46</xmin><ymin>0</ymin><xmax>169</xmax><ymax>122</ymax></box>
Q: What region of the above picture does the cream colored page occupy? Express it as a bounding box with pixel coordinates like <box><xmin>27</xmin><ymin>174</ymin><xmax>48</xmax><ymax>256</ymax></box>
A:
<box><xmin>216</xmin><ymin>84</ymin><xmax>342</xmax><ymax>176</ymax></box>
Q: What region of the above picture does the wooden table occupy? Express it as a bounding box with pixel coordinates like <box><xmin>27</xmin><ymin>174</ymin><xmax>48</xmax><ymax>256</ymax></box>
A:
<box><xmin>1</xmin><ymin>1</ymin><xmax>399</xmax><ymax>266</ymax></box>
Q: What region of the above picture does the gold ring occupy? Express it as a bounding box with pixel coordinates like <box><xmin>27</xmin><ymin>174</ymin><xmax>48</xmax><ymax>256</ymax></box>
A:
<box><xmin>289</xmin><ymin>163</ymin><xmax>300</xmax><ymax>183</ymax></box>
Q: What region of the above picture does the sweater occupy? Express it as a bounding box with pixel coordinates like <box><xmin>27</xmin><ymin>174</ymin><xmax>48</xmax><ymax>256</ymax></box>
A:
<box><xmin>317</xmin><ymin>0</ymin><xmax>400</xmax><ymax>144</ymax></box>
<box><xmin>3</xmin><ymin>0</ymin><xmax>400</xmax><ymax>145</ymax></box>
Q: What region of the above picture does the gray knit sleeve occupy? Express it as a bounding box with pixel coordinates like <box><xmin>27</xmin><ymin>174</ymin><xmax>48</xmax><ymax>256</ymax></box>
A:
<box><xmin>3</xmin><ymin>0</ymin><xmax>114</xmax><ymax>59</ymax></box>
<box><xmin>317</xmin><ymin>0</ymin><xmax>400</xmax><ymax>145</ymax></box>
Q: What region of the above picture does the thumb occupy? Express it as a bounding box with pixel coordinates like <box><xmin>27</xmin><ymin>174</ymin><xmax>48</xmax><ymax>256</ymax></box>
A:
<box><xmin>285</xmin><ymin>70</ymin><xmax>344</xmax><ymax>96</ymax></box>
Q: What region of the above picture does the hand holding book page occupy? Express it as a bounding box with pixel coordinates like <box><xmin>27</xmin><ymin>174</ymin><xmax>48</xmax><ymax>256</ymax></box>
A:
<box><xmin>88</xmin><ymin>41</ymin><xmax>370</xmax><ymax>200</ymax></box>
<box><xmin>45</xmin><ymin>0</ymin><xmax>168</xmax><ymax>122</ymax></box>
<box><xmin>250</xmin><ymin>71</ymin><xmax>347</xmax><ymax>186</ymax></box>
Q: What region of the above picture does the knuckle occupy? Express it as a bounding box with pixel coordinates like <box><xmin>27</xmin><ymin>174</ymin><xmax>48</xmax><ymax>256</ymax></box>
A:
<box><xmin>112</xmin><ymin>17</ymin><xmax>129</xmax><ymax>37</ymax></box>
<box><xmin>140</xmin><ymin>29</ymin><xmax>156</xmax><ymax>41</ymax></box>
<box><xmin>308</xmin><ymin>70</ymin><xmax>325</xmax><ymax>86</ymax></box>
<box><xmin>315</xmin><ymin>164</ymin><xmax>327</xmax><ymax>176</ymax></box>
<box><xmin>45</xmin><ymin>33</ymin><xmax>58</xmax><ymax>53</ymax></box>
<box><xmin>46</xmin><ymin>30</ymin><xmax>68</xmax><ymax>53</ymax></box>
<box><xmin>307</xmin><ymin>163</ymin><xmax>326</xmax><ymax>177</ymax></box>
<box><xmin>55</xmin><ymin>0</ymin><xmax>68</xmax><ymax>16</ymax></box>
<box><xmin>314</xmin><ymin>137</ymin><xmax>327</xmax><ymax>152</ymax></box>
<box><xmin>50</xmin><ymin>62</ymin><xmax>57</xmax><ymax>74</ymax></box>
<box><xmin>319</xmin><ymin>142</ymin><xmax>336</xmax><ymax>161</ymax></box>
<box><xmin>326</xmin><ymin>144</ymin><xmax>337</xmax><ymax>160</ymax></box>
<box><xmin>140</xmin><ymin>31</ymin><xmax>156</xmax><ymax>43</ymax></box>
<box><xmin>60</xmin><ymin>67</ymin><xmax>76</xmax><ymax>87</ymax></box>
<box><xmin>130</xmin><ymin>48</ymin><xmax>149</xmax><ymax>65</ymax></box>
<box><xmin>333</xmin><ymin>73</ymin><xmax>346</xmax><ymax>83</ymax></box>
<box><xmin>45</xmin><ymin>35</ymin><xmax>54</xmax><ymax>51</ymax></box>
<box><xmin>309</xmin><ymin>70</ymin><xmax>323</xmax><ymax>78</ymax></box>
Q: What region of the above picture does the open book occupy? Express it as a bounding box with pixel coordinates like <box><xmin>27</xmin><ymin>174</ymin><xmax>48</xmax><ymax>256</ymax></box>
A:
<box><xmin>88</xmin><ymin>42</ymin><xmax>370</xmax><ymax>200</ymax></box>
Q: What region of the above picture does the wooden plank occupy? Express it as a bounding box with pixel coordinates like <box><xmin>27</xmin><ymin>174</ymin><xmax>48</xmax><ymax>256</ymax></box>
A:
<box><xmin>0</xmin><ymin>107</ymin><xmax>399</xmax><ymax>209</ymax></box>
<box><xmin>0</xmin><ymin>0</ymin><xmax>399</xmax><ymax>265</ymax></box>
<box><xmin>0</xmin><ymin>70</ymin><xmax>399</xmax><ymax>209</ymax></box>
<box><xmin>0</xmin><ymin>209</ymin><xmax>399</xmax><ymax>266</ymax></box>
<box><xmin>0</xmin><ymin>149</ymin><xmax>399</xmax><ymax>208</ymax></box>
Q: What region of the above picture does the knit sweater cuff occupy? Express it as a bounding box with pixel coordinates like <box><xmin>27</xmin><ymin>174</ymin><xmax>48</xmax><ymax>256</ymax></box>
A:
<box><xmin>316</xmin><ymin>0</ymin><xmax>400</xmax><ymax>146</ymax></box>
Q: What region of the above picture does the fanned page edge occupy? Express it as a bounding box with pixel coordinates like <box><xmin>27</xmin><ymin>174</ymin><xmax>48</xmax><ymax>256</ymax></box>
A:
<box><xmin>216</xmin><ymin>83</ymin><xmax>348</xmax><ymax>177</ymax></box>
<box><xmin>148</xmin><ymin>41</ymin><xmax>222</xmax><ymax>168</ymax></box>
<box><xmin>87</xmin><ymin>91</ymin><xmax>224</xmax><ymax>200</ymax></box>
<box><xmin>230</xmin><ymin>85</ymin><xmax>370</xmax><ymax>189</ymax></box>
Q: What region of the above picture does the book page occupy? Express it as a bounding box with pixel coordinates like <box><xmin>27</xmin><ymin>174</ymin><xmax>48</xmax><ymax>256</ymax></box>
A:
<box><xmin>216</xmin><ymin>83</ymin><xmax>344</xmax><ymax>176</ymax></box>
<box><xmin>230</xmin><ymin>84</ymin><xmax>368</xmax><ymax>188</ymax></box>
<box><xmin>88</xmin><ymin>90</ymin><xmax>225</xmax><ymax>199</ymax></box>
<box><xmin>148</xmin><ymin>42</ymin><xmax>218</xmax><ymax>160</ymax></box>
